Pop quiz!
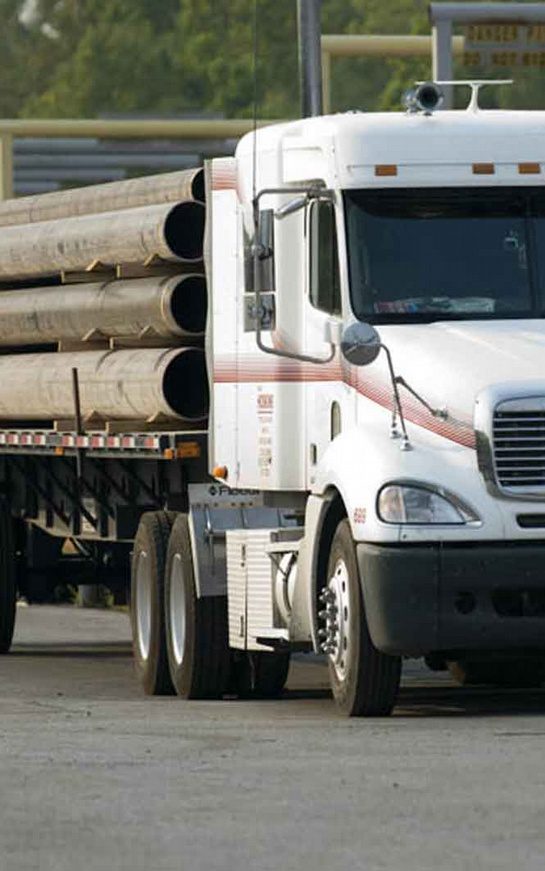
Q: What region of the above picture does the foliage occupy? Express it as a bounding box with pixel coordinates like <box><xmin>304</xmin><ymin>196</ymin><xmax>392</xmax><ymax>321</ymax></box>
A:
<box><xmin>0</xmin><ymin>0</ymin><xmax>543</xmax><ymax>119</ymax></box>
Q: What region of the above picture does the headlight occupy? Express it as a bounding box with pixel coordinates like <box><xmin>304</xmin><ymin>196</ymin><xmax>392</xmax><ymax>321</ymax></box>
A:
<box><xmin>377</xmin><ymin>484</ymin><xmax>479</xmax><ymax>525</ymax></box>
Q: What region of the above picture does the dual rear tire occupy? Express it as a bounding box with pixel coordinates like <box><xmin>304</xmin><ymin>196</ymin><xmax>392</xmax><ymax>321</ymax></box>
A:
<box><xmin>130</xmin><ymin>511</ymin><xmax>175</xmax><ymax>695</ymax></box>
<box><xmin>131</xmin><ymin>512</ymin><xmax>289</xmax><ymax>700</ymax></box>
<box><xmin>164</xmin><ymin>514</ymin><xmax>230</xmax><ymax>699</ymax></box>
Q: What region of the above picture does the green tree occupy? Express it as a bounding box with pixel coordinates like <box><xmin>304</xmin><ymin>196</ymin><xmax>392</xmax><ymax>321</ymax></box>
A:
<box><xmin>0</xmin><ymin>0</ymin><xmax>64</xmax><ymax>116</ymax></box>
<box><xmin>21</xmin><ymin>0</ymin><xmax>179</xmax><ymax>117</ymax></box>
<box><xmin>4</xmin><ymin>0</ymin><xmax>545</xmax><ymax>120</ymax></box>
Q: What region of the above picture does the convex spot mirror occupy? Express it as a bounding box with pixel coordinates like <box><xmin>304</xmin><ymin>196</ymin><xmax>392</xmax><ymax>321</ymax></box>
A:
<box><xmin>341</xmin><ymin>322</ymin><xmax>381</xmax><ymax>366</ymax></box>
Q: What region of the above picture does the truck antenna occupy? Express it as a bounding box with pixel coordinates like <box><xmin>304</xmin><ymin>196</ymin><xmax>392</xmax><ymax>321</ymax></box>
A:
<box><xmin>252</xmin><ymin>0</ymin><xmax>259</xmax><ymax>208</ymax></box>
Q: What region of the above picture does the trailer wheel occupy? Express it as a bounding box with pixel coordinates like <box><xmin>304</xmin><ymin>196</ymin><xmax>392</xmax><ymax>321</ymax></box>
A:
<box><xmin>323</xmin><ymin>519</ymin><xmax>401</xmax><ymax>717</ymax></box>
<box><xmin>448</xmin><ymin>658</ymin><xmax>545</xmax><ymax>688</ymax></box>
<box><xmin>0</xmin><ymin>500</ymin><xmax>16</xmax><ymax>654</ymax></box>
<box><xmin>165</xmin><ymin>514</ymin><xmax>229</xmax><ymax>699</ymax></box>
<box><xmin>231</xmin><ymin>650</ymin><xmax>291</xmax><ymax>699</ymax></box>
<box><xmin>131</xmin><ymin>511</ymin><xmax>175</xmax><ymax>695</ymax></box>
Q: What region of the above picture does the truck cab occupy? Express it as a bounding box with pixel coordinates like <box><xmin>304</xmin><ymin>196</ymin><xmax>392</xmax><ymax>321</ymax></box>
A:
<box><xmin>206</xmin><ymin>96</ymin><xmax>545</xmax><ymax>713</ymax></box>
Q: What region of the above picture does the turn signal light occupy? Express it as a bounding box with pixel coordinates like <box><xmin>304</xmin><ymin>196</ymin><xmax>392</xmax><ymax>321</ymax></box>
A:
<box><xmin>176</xmin><ymin>442</ymin><xmax>201</xmax><ymax>459</ymax></box>
<box><xmin>213</xmin><ymin>465</ymin><xmax>228</xmax><ymax>480</ymax></box>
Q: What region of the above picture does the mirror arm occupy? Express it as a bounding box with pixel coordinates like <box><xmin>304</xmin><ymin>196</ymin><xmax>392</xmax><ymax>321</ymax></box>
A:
<box><xmin>381</xmin><ymin>344</ymin><xmax>411</xmax><ymax>450</ymax></box>
<box><xmin>252</xmin><ymin>191</ymin><xmax>336</xmax><ymax>366</ymax></box>
<box><xmin>394</xmin><ymin>375</ymin><xmax>448</xmax><ymax>420</ymax></box>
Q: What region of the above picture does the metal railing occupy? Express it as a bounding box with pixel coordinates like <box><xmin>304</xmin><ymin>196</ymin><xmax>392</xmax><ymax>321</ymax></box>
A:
<box><xmin>320</xmin><ymin>34</ymin><xmax>465</xmax><ymax>112</ymax></box>
<box><xmin>0</xmin><ymin>118</ymin><xmax>268</xmax><ymax>200</ymax></box>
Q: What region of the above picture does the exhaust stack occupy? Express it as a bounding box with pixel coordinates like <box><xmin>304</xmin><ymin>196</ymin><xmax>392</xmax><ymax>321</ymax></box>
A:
<box><xmin>297</xmin><ymin>0</ymin><xmax>324</xmax><ymax>117</ymax></box>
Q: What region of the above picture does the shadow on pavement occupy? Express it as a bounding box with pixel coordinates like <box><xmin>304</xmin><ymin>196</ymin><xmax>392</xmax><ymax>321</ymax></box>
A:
<box><xmin>11</xmin><ymin>641</ymin><xmax>132</xmax><ymax>658</ymax></box>
<box><xmin>395</xmin><ymin>684</ymin><xmax>545</xmax><ymax>718</ymax></box>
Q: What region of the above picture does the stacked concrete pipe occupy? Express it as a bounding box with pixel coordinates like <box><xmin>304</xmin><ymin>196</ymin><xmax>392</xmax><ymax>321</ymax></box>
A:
<box><xmin>0</xmin><ymin>168</ymin><xmax>208</xmax><ymax>425</ymax></box>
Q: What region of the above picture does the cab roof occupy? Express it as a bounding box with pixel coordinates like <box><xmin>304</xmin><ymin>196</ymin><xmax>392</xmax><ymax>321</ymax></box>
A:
<box><xmin>237</xmin><ymin>110</ymin><xmax>545</xmax><ymax>190</ymax></box>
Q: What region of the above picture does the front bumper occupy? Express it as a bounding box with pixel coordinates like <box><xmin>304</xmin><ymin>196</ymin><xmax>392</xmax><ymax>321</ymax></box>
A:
<box><xmin>358</xmin><ymin>542</ymin><xmax>545</xmax><ymax>656</ymax></box>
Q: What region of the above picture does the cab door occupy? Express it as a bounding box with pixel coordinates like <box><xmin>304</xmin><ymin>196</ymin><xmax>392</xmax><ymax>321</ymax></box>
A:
<box><xmin>304</xmin><ymin>199</ymin><xmax>353</xmax><ymax>487</ymax></box>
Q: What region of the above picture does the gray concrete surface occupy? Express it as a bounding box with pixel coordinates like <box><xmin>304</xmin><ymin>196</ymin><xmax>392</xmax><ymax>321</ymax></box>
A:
<box><xmin>2</xmin><ymin>604</ymin><xmax>545</xmax><ymax>871</ymax></box>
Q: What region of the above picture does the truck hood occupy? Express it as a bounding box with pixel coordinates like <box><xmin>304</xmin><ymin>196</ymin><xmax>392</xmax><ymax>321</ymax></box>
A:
<box><xmin>372</xmin><ymin>319</ymin><xmax>545</xmax><ymax>441</ymax></box>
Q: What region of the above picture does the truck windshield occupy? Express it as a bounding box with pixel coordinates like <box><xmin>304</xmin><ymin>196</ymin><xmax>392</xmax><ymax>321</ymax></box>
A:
<box><xmin>344</xmin><ymin>187</ymin><xmax>545</xmax><ymax>323</ymax></box>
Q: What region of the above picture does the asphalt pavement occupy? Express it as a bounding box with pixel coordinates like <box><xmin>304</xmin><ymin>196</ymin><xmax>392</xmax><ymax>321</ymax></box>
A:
<box><xmin>2</xmin><ymin>604</ymin><xmax>545</xmax><ymax>871</ymax></box>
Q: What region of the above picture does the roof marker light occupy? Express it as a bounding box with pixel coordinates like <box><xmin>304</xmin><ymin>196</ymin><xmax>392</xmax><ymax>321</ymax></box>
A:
<box><xmin>375</xmin><ymin>165</ymin><xmax>398</xmax><ymax>177</ymax></box>
<box><xmin>472</xmin><ymin>163</ymin><xmax>495</xmax><ymax>175</ymax></box>
<box><xmin>519</xmin><ymin>162</ymin><xmax>541</xmax><ymax>174</ymax></box>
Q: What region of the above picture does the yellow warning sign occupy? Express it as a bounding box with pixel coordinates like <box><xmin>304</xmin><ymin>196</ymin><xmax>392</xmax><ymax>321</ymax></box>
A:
<box><xmin>464</xmin><ymin>22</ymin><xmax>545</xmax><ymax>66</ymax></box>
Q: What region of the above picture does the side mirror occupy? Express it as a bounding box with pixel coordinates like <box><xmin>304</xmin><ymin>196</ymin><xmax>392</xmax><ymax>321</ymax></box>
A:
<box><xmin>340</xmin><ymin>322</ymin><xmax>381</xmax><ymax>366</ymax></box>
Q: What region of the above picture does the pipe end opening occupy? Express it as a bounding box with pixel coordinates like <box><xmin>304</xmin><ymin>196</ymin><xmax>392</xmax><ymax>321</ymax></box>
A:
<box><xmin>163</xmin><ymin>349</ymin><xmax>208</xmax><ymax>419</ymax></box>
<box><xmin>170</xmin><ymin>275</ymin><xmax>207</xmax><ymax>335</ymax></box>
<box><xmin>164</xmin><ymin>202</ymin><xmax>205</xmax><ymax>261</ymax></box>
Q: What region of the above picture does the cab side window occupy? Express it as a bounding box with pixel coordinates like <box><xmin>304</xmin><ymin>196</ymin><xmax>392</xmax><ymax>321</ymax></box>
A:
<box><xmin>309</xmin><ymin>200</ymin><xmax>341</xmax><ymax>315</ymax></box>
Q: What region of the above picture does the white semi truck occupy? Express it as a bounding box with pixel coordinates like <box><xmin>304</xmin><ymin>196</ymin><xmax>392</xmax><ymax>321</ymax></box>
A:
<box><xmin>198</xmin><ymin>81</ymin><xmax>545</xmax><ymax>713</ymax></box>
<box><xmin>3</xmin><ymin>77</ymin><xmax>545</xmax><ymax>716</ymax></box>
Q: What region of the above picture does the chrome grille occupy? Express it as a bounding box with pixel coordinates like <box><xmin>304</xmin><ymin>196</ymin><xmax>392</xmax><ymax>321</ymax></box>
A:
<box><xmin>493</xmin><ymin>398</ymin><xmax>545</xmax><ymax>492</ymax></box>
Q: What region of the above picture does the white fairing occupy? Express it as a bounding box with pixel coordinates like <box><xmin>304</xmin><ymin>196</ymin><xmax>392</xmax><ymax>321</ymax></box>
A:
<box><xmin>208</xmin><ymin>109</ymin><xmax>545</xmax><ymax>546</ymax></box>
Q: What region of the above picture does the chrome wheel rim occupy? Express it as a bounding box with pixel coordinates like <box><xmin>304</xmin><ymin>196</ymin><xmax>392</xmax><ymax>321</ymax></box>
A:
<box><xmin>326</xmin><ymin>558</ymin><xmax>350</xmax><ymax>682</ymax></box>
<box><xmin>135</xmin><ymin>550</ymin><xmax>151</xmax><ymax>661</ymax></box>
<box><xmin>169</xmin><ymin>553</ymin><xmax>187</xmax><ymax>667</ymax></box>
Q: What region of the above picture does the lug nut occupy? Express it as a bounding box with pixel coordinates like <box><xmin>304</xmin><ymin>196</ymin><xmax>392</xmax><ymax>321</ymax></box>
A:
<box><xmin>319</xmin><ymin>588</ymin><xmax>335</xmax><ymax>604</ymax></box>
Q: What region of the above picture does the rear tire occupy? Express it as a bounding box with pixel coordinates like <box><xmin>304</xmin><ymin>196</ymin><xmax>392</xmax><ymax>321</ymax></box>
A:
<box><xmin>131</xmin><ymin>511</ymin><xmax>175</xmax><ymax>696</ymax></box>
<box><xmin>165</xmin><ymin>514</ymin><xmax>230</xmax><ymax>699</ymax></box>
<box><xmin>324</xmin><ymin>519</ymin><xmax>401</xmax><ymax>716</ymax></box>
<box><xmin>448</xmin><ymin>658</ymin><xmax>545</xmax><ymax>688</ymax></box>
<box><xmin>0</xmin><ymin>500</ymin><xmax>16</xmax><ymax>654</ymax></box>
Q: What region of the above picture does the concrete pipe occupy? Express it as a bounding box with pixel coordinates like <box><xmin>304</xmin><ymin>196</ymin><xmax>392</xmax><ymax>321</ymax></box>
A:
<box><xmin>0</xmin><ymin>201</ymin><xmax>205</xmax><ymax>281</ymax></box>
<box><xmin>0</xmin><ymin>347</ymin><xmax>208</xmax><ymax>421</ymax></box>
<box><xmin>0</xmin><ymin>274</ymin><xmax>207</xmax><ymax>346</ymax></box>
<box><xmin>0</xmin><ymin>167</ymin><xmax>204</xmax><ymax>228</ymax></box>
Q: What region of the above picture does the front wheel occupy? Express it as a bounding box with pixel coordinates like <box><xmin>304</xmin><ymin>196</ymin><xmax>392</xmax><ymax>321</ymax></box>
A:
<box><xmin>322</xmin><ymin>519</ymin><xmax>401</xmax><ymax>717</ymax></box>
